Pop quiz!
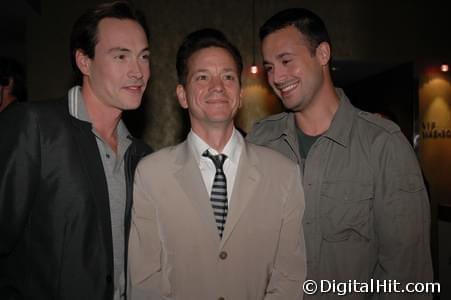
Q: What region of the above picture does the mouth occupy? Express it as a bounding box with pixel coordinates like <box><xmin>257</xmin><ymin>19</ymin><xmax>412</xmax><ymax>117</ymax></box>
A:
<box><xmin>123</xmin><ymin>84</ymin><xmax>144</xmax><ymax>94</ymax></box>
<box><xmin>275</xmin><ymin>80</ymin><xmax>299</xmax><ymax>97</ymax></box>
<box><xmin>206</xmin><ymin>98</ymin><xmax>228</xmax><ymax>104</ymax></box>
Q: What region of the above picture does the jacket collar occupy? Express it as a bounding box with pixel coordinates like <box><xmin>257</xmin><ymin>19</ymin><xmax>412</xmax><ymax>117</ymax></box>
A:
<box><xmin>173</xmin><ymin>140</ymin><xmax>261</xmax><ymax>247</ymax></box>
<box><xmin>260</xmin><ymin>88</ymin><xmax>355</xmax><ymax>148</ymax></box>
<box><xmin>321</xmin><ymin>89</ymin><xmax>355</xmax><ymax>148</ymax></box>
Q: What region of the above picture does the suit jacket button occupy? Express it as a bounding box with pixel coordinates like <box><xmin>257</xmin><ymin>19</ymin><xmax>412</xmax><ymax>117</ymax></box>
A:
<box><xmin>106</xmin><ymin>275</ymin><xmax>113</xmax><ymax>283</ymax></box>
<box><xmin>219</xmin><ymin>251</ymin><xmax>227</xmax><ymax>260</ymax></box>
<box><xmin>218</xmin><ymin>297</ymin><xmax>225</xmax><ymax>300</ymax></box>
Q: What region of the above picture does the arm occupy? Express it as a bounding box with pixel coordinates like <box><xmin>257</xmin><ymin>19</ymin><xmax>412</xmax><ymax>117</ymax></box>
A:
<box><xmin>0</xmin><ymin>104</ymin><xmax>40</xmax><ymax>296</ymax></box>
<box><xmin>265</xmin><ymin>165</ymin><xmax>306</xmax><ymax>300</ymax></box>
<box><xmin>373</xmin><ymin>132</ymin><xmax>433</xmax><ymax>299</ymax></box>
<box><xmin>127</xmin><ymin>164</ymin><xmax>168</xmax><ymax>300</ymax></box>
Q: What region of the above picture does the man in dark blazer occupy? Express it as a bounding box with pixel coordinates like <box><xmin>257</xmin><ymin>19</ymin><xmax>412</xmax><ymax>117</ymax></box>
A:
<box><xmin>0</xmin><ymin>1</ymin><xmax>152</xmax><ymax>299</ymax></box>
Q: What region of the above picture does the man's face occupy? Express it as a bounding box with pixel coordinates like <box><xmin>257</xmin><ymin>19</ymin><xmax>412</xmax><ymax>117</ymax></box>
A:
<box><xmin>176</xmin><ymin>46</ymin><xmax>242</xmax><ymax>130</ymax></box>
<box><xmin>262</xmin><ymin>25</ymin><xmax>326</xmax><ymax>112</ymax></box>
<box><xmin>81</xmin><ymin>18</ymin><xmax>150</xmax><ymax>112</ymax></box>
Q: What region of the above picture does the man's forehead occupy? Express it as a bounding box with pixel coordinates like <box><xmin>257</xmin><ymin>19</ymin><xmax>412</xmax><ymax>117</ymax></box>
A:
<box><xmin>96</xmin><ymin>18</ymin><xmax>146</xmax><ymax>41</ymax></box>
<box><xmin>264</xmin><ymin>26</ymin><xmax>307</xmax><ymax>45</ymax></box>
<box><xmin>188</xmin><ymin>47</ymin><xmax>238</xmax><ymax>70</ymax></box>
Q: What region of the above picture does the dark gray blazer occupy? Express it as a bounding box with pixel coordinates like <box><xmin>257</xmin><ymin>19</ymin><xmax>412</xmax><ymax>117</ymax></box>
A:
<box><xmin>0</xmin><ymin>98</ymin><xmax>152</xmax><ymax>299</ymax></box>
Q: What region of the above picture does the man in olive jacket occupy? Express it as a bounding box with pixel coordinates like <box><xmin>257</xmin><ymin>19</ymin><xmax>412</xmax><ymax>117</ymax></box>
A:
<box><xmin>247</xmin><ymin>8</ymin><xmax>433</xmax><ymax>299</ymax></box>
<box><xmin>0</xmin><ymin>1</ymin><xmax>152</xmax><ymax>299</ymax></box>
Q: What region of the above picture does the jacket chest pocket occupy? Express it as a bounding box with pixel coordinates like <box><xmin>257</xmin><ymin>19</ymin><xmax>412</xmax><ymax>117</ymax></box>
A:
<box><xmin>320</xmin><ymin>181</ymin><xmax>374</xmax><ymax>242</ymax></box>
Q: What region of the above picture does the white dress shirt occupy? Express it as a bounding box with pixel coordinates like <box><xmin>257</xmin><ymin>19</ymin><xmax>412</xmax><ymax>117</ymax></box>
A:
<box><xmin>187</xmin><ymin>128</ymin><xmax>243</xmax><ymax>204</ymax></box>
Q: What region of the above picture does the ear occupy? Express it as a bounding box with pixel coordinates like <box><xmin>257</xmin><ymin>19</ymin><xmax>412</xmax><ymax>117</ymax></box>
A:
<box><xmin>75</xmin><ymin>49</ymin><xmax>91</xmax><ymax>76</ymax></box>
<box><xmin>316</xmin><ymin>42</ymin><xmax>331</xmax><ymax>66</ymax></box>
<box><xmin>4</xmin><ymin>78</ymin><xmax>14</xmax><ymax>91</ymax></box>
<box><xmin>176</xmin><ymin>84</ymin><xmax>188</xmax><ymax>109</ymax></box>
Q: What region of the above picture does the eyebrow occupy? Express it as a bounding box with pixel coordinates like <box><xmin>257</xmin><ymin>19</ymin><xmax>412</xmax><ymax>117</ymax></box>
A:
<box><xmin>263</xmin><ymin>52</ymin><xmax>293</xmax><ymax>65</ymax></box>
<box><xmin>276</xmin><ymin>52</ymin><xmax>293</xmax><ymax>59</ymax></box>
<box><xmin>107</xmin><ymin>47</ymin><xmax>150</xmax><ymax>54</ymax></box>
<box><xmin>192</xmin><ymin>67</ymin><xmax>237</xmax><ymax>73</ymax></box>
<box><xmin>108</xmin><ymin>47</ymin><xmax>130</xmax><ymax>53</ymax></box>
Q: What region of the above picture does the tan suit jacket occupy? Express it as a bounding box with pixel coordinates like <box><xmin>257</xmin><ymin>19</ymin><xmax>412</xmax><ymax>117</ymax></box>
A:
<box><xmin>128</xmin><ymin>140</ymin><xmax>306</xmax><ymax>300</ymax></box>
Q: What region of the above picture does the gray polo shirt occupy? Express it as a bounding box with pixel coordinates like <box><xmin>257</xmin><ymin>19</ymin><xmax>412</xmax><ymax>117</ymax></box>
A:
<box><xmin>68</xmin><ymin>86</ymin><xmax>131</xmax><ymax>300</ymax></box>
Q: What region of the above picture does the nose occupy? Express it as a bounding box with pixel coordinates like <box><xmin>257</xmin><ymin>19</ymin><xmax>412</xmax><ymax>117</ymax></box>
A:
<box><xmin>128</xmin><ymin>58</ymin><xmax>144</xmax><ymax>80</ymax></box>
<box><xmin>272</xmin><ymin>65</ymin><xmax>287</xmax><ymax>85</ymax></box>
<box><xmin>209</xmin><ymin>76</ymin><xmax>224</xmax><ymax>93</ymax></box>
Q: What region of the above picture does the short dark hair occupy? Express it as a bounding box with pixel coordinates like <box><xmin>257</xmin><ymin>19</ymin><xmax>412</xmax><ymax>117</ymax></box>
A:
<box><xmin>0</xmin><ymin>56</ymin><xmax>27</xmax><ymax>102</ymax></box>
<box><xmin>259</xmin><ymin>8</ymin><xmax>331</xmax><ymax>55</ymax></box>
<box><xmin>176</xmin><ymin>28</ymin><xmax>243</xmax><ymax>85</ymax></box>
<box><xmin>69</xmin><ymin>0</ymin><xmax>149</xmax><ymax>84</ymax></box>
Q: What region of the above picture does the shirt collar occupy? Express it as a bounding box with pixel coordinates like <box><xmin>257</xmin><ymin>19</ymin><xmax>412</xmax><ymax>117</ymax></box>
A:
<box><xmin>321</xmin><ymin>88</ymin><xmax>355</xmax><ymax>147</ymax></box>
<box><xmin>68</xmin><ymin>85</ymin><xmax>90</xmax><ymax>122</ymax></box>
<box><xmin>188</xmin><ymin>127</ymin><xmax>243</xmax><ymax>166</ymax></box>
<box><xmin>68</xmin><ymin>85</ymin><xmax>132</xmax><ymax>153</ymax></box>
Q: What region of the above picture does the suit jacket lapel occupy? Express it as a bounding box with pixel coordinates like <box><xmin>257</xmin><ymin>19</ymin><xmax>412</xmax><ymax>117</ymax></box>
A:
<box><xmin>174</xmin><ymin>141</ymin><xmax>220</xmax><ymax>241</ymax></box>
<box><xmin>221</xmin><ymin>142</ymin><xmax>261</xmax><ymax>246</ymax></box>
<box><xmin>70</xmin><ymin>117</ymin><xmax>113</xmax><ymax>265</ymax></box>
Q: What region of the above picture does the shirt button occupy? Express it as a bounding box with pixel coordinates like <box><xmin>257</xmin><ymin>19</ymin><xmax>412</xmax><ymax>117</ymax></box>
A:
<box><xmin>106</xmin><ymin>153</ymin><xmax>110</xmax><ymax>158</ymax></box>
<box><xmin>219</xmin><ymin>251</ymin><xmax>228</xmax><ymax>260</ymax></box>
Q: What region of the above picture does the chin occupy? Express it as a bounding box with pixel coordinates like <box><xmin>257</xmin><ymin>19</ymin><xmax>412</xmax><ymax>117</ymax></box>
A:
<box><xmin>121</xmin><ymin>101</ymin><xmax>142</xmax><ymax>111</ymax></box>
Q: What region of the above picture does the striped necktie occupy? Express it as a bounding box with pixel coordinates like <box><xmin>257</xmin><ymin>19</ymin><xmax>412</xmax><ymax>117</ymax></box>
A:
<box><xmin>203</xmin><ymin>150</ymin><xmax>228</xmax><ymax>239</ymax></box>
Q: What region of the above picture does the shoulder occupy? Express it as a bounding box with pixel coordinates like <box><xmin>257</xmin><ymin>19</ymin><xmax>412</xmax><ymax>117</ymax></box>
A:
<box><xmin>0</xmin><ymin>97</ymin><xmax>67</xmax><ymax>128</ymax></box>
<box><xmin>352</xmin><ymin>109</ymin><xmax>413</xmax><ymax>153</ymax></box>
<box><xmin>136</xmin><ymin>143</ymin><xmax>180</xmax><ymax>169</ymax></box>
<box><xmin>355</xmin><ymin>110</ymin><xmax>400</xmax><ymax>135</ymax></box>
<box><xmin>351</xmin><ymin>109</ymin><xmax>416</xmax><ymax>164</ymax></box>
<box><xmin>250</xmin><ymin>112</ymin><xmax>289</xmax><ymax>131</ymax></box>
<box><xmin>247</xmin><ymin>142</ymin><xmax>298</xmax><ymax>171</ymax></box>
<box><xmin>247</xmin><ymin>112</ymin><xmax>290</xmax><ymax>143</ymax></box>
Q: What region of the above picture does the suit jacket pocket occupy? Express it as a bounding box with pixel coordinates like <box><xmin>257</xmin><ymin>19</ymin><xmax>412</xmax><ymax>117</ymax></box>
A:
<box><xmin>320</xmin><ymin>181</ymin><xmax>374</xmax><ymax>242</ymax></box>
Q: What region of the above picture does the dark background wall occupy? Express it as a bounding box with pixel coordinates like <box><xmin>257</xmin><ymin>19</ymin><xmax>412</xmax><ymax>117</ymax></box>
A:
<box><xmin>2</xmin><ymin>0</ymin><xmax>449</xmax><ymax>149</ymax></box>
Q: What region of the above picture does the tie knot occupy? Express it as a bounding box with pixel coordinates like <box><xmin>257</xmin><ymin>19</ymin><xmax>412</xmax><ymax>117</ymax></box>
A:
<box><xmin>202</xmin><ymin>150</ymin><xmax>227</xmax><ymax>170</ymax></box>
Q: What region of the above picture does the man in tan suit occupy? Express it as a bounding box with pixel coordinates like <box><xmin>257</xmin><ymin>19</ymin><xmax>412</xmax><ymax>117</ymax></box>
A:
<box><xmin>128</xmin><ymin>28</ymin><xmax>306</xmax><ymax>300</ymax></box>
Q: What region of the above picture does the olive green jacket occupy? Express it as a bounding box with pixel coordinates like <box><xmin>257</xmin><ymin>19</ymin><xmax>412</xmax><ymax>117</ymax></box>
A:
<box><xmin>247</xmin><ymin>90</ymin><xmax>433</xmax><ymax>299</ymax></box>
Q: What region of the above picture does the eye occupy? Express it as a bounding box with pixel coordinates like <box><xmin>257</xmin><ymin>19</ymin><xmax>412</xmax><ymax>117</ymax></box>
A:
<box><xmin>263</xmin><ymin>65</ymin><xmax>273</xmax><ymax>73</ymax></box>
<box><xmin>141</xmin><ymin>53</ymin><xmax>150</xmax><ymax>61</ymax></box>
<box><xmin>195</xmin><ymin>74</ymin><xmax>208</xmax><ymax>81</ymax></box>
<box><xmin>282</xmin><ymin>59</ymin><xmax>291</xmax><ymax>66</ymax></box>
<box><xmin>224</xmin><ymin>74</ymin><xmax>236</xmax><ymax>81</ymax></box>
<box><xmin>114</xmin><ymin>54</ymin><xmax>126</xmax><ymax>60</ymax></box>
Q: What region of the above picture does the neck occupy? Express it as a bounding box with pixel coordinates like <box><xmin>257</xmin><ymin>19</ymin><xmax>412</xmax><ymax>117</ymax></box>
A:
<box><xmin>81</xmin><ymin>84</ymin><xmax>122</xmax><ymax>153</ymax></box>
<box><xmin>192</xmin><ymin>122</ymin><xmax>234</xmax><ymax>153</ymax></box>
<box><xmin>294</xmin><ymin>77</ymin><xmax>339</xmax><ymax>136</ymax></box>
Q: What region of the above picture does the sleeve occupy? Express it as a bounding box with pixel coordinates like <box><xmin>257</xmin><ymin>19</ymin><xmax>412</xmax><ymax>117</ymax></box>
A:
<box><xmin>127</xmin><ymin>164</ymin><xmax>169</xmax><ymax>300</ymax></box>
<box><xmin>373</xmin><ymin>132</ymin><xmax>433</xmax><ymax>299</ymax></box>
<box><xmin>265</xmin><ymin>165</ymin><xmax>306</xmax><ymax>300</ymax></box>
<box><xmin>0</xmin><ymin>103</ymin><xmax>41</xmax><ymax>295</ymax></box>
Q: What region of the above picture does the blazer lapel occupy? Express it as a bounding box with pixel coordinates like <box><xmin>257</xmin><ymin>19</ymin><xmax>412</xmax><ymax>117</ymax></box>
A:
<box><xmin>221</xmin><ymin>142</ymin><xmax>261</xmax><ymax>246</ymax></box>
<box><xmin>70</xmin><ymin>117</ymin><xmax>113</xmax><ymax>265</ymax></box>
<box><xmin>174</xmin><ymin>141</ymin><xmax>220</xmax><ymax>241</ymax></box>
